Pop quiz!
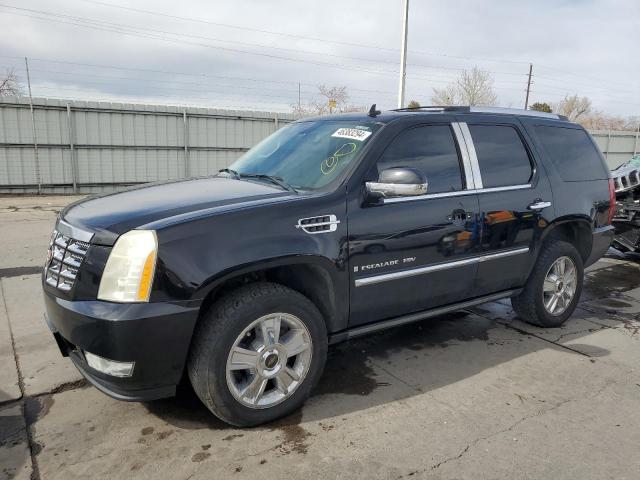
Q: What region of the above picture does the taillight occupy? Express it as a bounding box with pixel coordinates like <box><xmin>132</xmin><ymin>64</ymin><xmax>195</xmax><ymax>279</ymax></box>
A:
<box><xmin>607</xmin><ymin>177</ymin><xmax>615</xmax><ymax>225</ymax></box>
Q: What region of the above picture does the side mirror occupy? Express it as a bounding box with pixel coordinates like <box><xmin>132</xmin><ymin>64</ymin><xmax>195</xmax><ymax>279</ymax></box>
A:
<box><xmin>366</xmin><ymin>167</ymin><xmax>428</xmax><ymax>199</ymax></box>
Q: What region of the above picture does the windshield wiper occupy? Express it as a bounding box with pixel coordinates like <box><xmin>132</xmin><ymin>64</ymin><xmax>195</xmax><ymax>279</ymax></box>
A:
<box><xmin>219</xmin><ymin>169</ymin><xmax>297</xmax><ymax>193</ymax></box>
<box><xmin>239</xmin><ymin>173</ymin><xmax>298</xmax><ymax>193</ymax></box>
<box><xmin>218</xmin><ymin>168</ymin><xmax>240</xmax><ymax>178</ymax></box>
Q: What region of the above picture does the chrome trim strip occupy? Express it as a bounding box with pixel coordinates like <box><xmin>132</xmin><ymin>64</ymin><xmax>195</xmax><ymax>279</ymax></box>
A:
<box><xmin>383</xmin><ymin>189</ymin><xmax>475</xmax><ymax>203</ymax></box>
<box><xmin>382</xmin><ymin>184</ymin><xmax>532</xmax><ymax>204</ymax></box>
<box><xmin>354</xmin><ymin>247</ymin><xmax>529</xmax><ymax>287</ymax></box>
<box><xmin>56</xmin><ymin>219</ymin><xmax>94</xmax><ymax>242</ymax></box>
<box><xmin>475</xmin><ymin>184</ymin><xmax>532</xmax><ymax>194</ymax></box>
<box><xmin>478</xmin><ymin>247</ymin><xmax>530</xmax><ymax>262</ymax></box>
<box><xmin>451</xmin><ymin>122</ymin><xmax>477</xmax><ymax>190</ymax></box>
<box><xmin>459</xmin><ymin>123</ymin><xmax>483</xmax><ymax>189</ymax></box>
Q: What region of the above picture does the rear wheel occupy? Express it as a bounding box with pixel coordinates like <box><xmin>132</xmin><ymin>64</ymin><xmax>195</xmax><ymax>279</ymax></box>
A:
<box><xmin>188</xmin><ymin>282</ymin><xmax>327</xmax><ymax>427</ymax></box>
<box><xmin>511</xmin><ymin>240</ymin><xmax>584</xmax><ymax>327</ymax></box>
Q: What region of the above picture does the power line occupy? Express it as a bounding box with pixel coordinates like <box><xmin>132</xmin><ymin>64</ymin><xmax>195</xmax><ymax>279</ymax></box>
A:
<box><xmin>4</xmin><ymin>54</ymin><xmax>635</xmax><ymax>111</ymax></box>
<box><xmin>1</xmin><ymin>2</ymin><xmax>637</xmax><ymax>108</ymax></box>
<box><xmin>0</xmin><ymin>54</ymin><xmax>562</xmax><ymax>110</ymax></box>
<box><xmin>528</xmin><ymin>81</ymin><xmax>638</xmax><ymax>103</ymax></box>
<box><xmin>5</xmin><ymin>59</ymin><xmax>529</xmax><ymax>98</ymax></box>
<box><xmin>0</xmin><ymin>7</ymin><xmax>398</xmax><ymax>77</ymax></box>
<box><xmin>10</xmin><ymin>2</ymin><xmax>638</xmax><ymax>101</ymax></box>
<box><xmin>0</xmin><ymin>56</ymin><xmax>399</xmax><ymax>97</ymax></box>
<box><xmin>77</xmin><ymin>0</ymin><xmax>532</xmax><ymax>66</ymax></box>
<box><xmin>28</xmin><ymin>79</ymin><xmax>393</xmax><ymax>104</ymax></box>
<box><xmin>537</xmin><ymin>64</ymin><xmax>639</xmax><ymax>91</ymax></box>
<box><xmin>26</xmin><ymin>90</ymin><xmax>300</xmax><ymax>112</ymax></box>
<box><xmin>0</xmin><ymin>4</ymin><xmax>531</xmax><ymax>80</ymax></box>
<box><xmin>533</xmin><ymin>75</ymin><xmax>638</xmax><ymax>97</ymax></box>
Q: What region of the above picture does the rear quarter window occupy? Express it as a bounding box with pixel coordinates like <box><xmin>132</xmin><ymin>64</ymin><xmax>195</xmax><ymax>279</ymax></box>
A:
<box><xmin>534</xmin><ymin>126</ymin><xmax>608</xmax><ymax>181</ymax></box>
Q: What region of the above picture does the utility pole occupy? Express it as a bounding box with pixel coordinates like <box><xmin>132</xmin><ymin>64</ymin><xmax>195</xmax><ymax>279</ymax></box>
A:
<box><xmin>397</xmin><ymin>0</ymin><xmax>409</xmax><ymax>109</ymax></box>
<box><xmin>25</xmin><ymin>57</ymin><xmax>41</xmax><ymax>195</ymax></box>
<box><xmin>524</xmin><ymin>63</ymin><xmax>533</xmax><ymax>110</ymax></box>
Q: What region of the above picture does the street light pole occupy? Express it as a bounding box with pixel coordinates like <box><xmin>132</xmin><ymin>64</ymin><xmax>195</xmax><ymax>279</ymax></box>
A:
<box><xmin>397</xmin><ymin>0</ymin><xmax>409</xmax><ymax>109</ymax></box>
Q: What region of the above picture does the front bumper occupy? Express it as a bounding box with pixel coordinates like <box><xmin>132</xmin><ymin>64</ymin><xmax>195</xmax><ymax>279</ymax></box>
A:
<box><xmin>585</xmin><ymin>225</ymin><xmax>615</xmax><ymax>267</ymax></box>
<box><xmin>43</xmin><ymin>291</ymin><xmax>200</xmax><ymax>401</ymax></box>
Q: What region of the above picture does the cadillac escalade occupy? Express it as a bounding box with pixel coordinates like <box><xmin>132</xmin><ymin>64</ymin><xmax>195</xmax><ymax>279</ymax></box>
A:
<box><xmin>43</xmin><ymin>106</ymin><xmax>614</xmax><ymax>426</ymax></box>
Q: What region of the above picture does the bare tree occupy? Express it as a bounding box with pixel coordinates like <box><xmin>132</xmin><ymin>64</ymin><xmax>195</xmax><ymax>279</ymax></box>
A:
<box><xmin>292</xmin><ymin>85</ymin><xmax>364</xmax><ymax>117</ymax></box>
<box><xmin>554</xmin><ymin>94</ymin><xmax>591</xmax><ymax>121</ymax></box>
<box><xmin>580</xmin><ymin>112</ymin><xmax>640</xmax><ymax>131</ymax></box>
<box><xmin>0</xmin><ymin>68</ymin><xmax>23</xmax><ymax>96</ymax></box>
<box><xmin>431</xmin><ymin>67</ymin><xmax>498</xmax><ymax>106</ymax></box>
<box><xmin>407</xmin><ymin>100</ymin><xmax>421</xmax><ymax>109</ymax></box>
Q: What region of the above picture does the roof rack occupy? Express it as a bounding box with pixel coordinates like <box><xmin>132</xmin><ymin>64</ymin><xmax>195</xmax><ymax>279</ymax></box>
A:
<box><xmin>391</xmin><ymin>105</ymin><xmax>567</xmax><ymax>120</ymax></box>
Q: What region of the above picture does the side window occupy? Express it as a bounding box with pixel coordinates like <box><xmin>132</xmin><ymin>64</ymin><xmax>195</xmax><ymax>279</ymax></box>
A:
<box><xmin>468</xmin><ymin>125</ymin><xmax>533</xmax><ymax>188</ymax></box>
<box><xmin>534</xmin><ymin>126</ymin><xmax>608</xmax><ymax>181</ymax></box>
<box><xmin>378</xmin><ymin>125</ymin><xmax>463</xmax><ymax>193</ymax></box>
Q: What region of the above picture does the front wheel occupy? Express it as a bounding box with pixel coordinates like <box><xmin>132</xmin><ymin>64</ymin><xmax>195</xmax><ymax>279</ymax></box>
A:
<box><xmin>187</xmin><ymin>282</ymin><xmax>327</xmax><ymax>427</ymax></box>
<box><xmin>511</xmin><ymin>240</ymin><xmax>584</xmax><ymax>328</ymax></box>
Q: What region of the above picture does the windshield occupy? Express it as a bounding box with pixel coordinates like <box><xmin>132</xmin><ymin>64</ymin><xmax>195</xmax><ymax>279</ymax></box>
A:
<box><xmin>228</xmin><ymin>121</ymin><xmax>382</xmax><ymax>190</ymax></box>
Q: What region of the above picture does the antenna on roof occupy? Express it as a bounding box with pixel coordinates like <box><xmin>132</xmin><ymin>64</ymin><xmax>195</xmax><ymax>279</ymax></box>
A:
<box><xmin>368</xmin><ymin>104</ymin><xmax>381</xmax><ymax>117</ymax></box>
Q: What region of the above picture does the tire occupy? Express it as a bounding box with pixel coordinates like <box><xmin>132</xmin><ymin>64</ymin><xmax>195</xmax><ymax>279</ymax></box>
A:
<box><xmin>187</xmin><ymin>282</ymin><xmax>327</xmax><ymax>427</ymax></box>
<box><xmin>511</xmin><ymin>240</ymin><xmax>584</xmax><ymax>328</ymax></box>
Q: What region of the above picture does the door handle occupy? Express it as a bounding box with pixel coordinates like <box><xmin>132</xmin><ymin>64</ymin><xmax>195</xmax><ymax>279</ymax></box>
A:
<box><xmin>447</xmin><ymin>208</ymin><xmax>470</xmax><ymax>222</ymax></box>
<box><xmin>528</xmin><ymin>200</ymin><xmax>552</xmax><ymax>211</ymax></box>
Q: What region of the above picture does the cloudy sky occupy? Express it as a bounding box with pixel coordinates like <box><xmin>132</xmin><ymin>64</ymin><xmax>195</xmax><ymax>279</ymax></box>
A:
<box><xmin>0</xmin><ymin>0</ymin><xmax>638</xmax><ymax>116</ymax></box>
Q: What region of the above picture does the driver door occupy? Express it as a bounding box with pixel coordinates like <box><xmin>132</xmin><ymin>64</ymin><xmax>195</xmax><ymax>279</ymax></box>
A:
<box><xmin>347</xmin><ymin>122</ymin><xmax>480</xmax><ymax>327</ymax></box>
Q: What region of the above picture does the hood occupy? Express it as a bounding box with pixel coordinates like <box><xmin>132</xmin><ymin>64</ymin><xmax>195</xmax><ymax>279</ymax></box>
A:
<box><xmin>62</xmin><ymin>177</ymin><xmax>293</xmax><ymax>242</ymax></box>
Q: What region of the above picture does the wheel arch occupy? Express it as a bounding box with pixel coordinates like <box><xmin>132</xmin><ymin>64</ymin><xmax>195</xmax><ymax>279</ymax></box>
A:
<box><xmin>539</xmin><ymin>216</ymin><xmax>593</xmax><ymax>263</ymax></box>
<box><xmin>194</xmin><ymin>255</ymin><xmax>346</xmax><ymax>334</ymax></box>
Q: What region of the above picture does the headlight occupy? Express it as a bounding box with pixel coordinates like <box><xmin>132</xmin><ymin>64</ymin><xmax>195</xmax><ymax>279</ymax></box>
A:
<box><xmin>98</xmin><ymin>230</ymin><xmax>158</xmax><ymax>302</ymax></box>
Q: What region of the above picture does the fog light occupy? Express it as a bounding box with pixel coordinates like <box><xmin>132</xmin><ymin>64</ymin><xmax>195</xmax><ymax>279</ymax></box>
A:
<box><xmin>84</xmin><ymin>351</ymin><xmax>135</xmax><ymax>377</ymax></box>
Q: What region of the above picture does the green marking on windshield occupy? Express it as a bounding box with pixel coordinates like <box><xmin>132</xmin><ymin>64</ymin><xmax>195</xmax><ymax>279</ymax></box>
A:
<box><xmin>321</xmin><ymin>143</ymin><xmax>358</xmax><ymax>175</ymax></box>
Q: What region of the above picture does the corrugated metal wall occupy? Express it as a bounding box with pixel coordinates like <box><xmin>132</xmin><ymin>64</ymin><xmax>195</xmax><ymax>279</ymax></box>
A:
<box><xmin>1</xmin><ymin>96</ymin><xmax>638</xmax><ymax>193</ymax></box>
<box><xmin>0</xmin><ymin>96</ymin><xmax>294</xmax><ymax>194</ymax></box>
<box><xmin>590</xmin><ymin>130</ymin><xmax>639</xmax><ymax>169</ymax></box>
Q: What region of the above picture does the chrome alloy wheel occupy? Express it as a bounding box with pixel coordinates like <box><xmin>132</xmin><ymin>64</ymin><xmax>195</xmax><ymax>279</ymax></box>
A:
<box><xmin>225</xmin><ymin>313</ymin><xmax>312</xmax><ymax>409</ymax></box>
<box><xmin>542</xmin><ymin>256</ymin><xmax>578</xmax><ymax>315</ymax></box>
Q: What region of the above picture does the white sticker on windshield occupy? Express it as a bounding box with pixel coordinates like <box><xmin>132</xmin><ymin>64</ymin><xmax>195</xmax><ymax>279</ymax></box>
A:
<box><xmin>331</xmin><ymin>128</ymin><xmax>372</xmax><ymax>142</ymax></box>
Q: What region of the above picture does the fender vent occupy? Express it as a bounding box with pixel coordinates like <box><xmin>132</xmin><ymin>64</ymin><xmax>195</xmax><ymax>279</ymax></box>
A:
<box><xmin>295</xmin><ymin>215</ymin><xmax>340</xmax><ymax>234</ymax></box>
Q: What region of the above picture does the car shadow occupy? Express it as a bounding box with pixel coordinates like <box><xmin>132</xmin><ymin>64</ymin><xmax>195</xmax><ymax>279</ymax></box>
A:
<box><xmin>0</xmin><ymin>391</ymin><xmax>29</xmax><ymax>479</ymax></box>
<box><xmin>144</xmin><ymin>257</ymin><xmax>638</xmax><ymax>430</ymax></box>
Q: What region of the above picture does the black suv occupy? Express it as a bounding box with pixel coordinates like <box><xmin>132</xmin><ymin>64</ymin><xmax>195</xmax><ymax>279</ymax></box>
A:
<box><xmin>42</xmin><ymin>106</ymin><xmax>614</xmax><ymax>426</ymax></box>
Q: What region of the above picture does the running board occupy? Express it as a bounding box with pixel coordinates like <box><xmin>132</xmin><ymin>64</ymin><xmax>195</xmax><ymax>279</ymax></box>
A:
<box><xmin>328</xmin><ymin>289</ymin><xmax>521</xmax><ymax>345</ymax></box>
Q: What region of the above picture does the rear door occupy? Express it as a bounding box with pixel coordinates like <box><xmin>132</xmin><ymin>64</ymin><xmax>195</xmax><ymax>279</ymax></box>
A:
<box><xmin>456</xmin><ymin>115</ymin><xmax>554</xmax><ymax>296</ymax></box>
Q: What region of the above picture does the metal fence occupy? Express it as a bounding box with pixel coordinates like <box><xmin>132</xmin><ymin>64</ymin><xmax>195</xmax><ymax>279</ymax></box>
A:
<box><xmin>1</xmin><ymin>96</ymin><xmax>638</xmax><ymax>193</ymax></box>
<box><xmin>590</xmin><ymin>130</ymin><xmax>639</xmax><ymax>170</ymax></box>
<box><xmin>0</xmin><ymin>96</ymin><xmax>294</xmax><ymax>194</ymax></box>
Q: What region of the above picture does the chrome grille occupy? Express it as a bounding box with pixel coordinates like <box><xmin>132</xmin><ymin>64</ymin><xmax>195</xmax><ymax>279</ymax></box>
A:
<box><xmin>45</xmin><ymin>230</ymin><xmax>90</xmax><ymax>292</ymax></box>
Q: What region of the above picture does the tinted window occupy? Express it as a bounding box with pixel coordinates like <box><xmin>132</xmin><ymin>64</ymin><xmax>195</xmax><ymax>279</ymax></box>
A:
<box><xmin>231</xmin><ymin>121</ymin><xmax>382</xmax><ymax>190</ymax></box>
<box><xmin>378</xmin><ymin>125</ymin><xmax>463</xmax><ymax>193</ymax></box>
<box><xmin>468</xmin><ymin>125</ymin><xmax>532</xmax><ymax>188</ymax></box>
<box><xmin>534</xmin><ymin>126</ymin><xmax>607</xmax><ymax>181</ymax></box>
